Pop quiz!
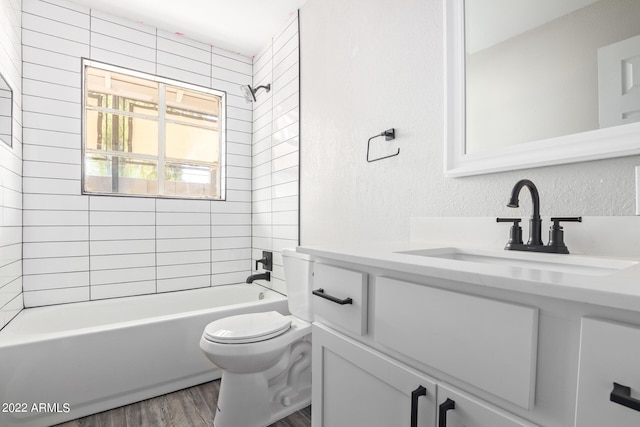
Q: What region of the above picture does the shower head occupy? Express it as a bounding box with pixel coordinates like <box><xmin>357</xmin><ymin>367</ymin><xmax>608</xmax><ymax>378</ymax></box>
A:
<box><xmin>239</xmin><ymin>84</ymin><xmax>271</xmax><ymax>103</ymax></box>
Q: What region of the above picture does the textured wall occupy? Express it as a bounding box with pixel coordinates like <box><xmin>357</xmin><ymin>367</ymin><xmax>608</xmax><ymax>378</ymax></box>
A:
<box><xmin>0</xmin><ymin>0</ymin><xmax>23</xmax><ymax>329</ymax></box>
<box><xmin>299</xmin><ymin>0</ymin><xmax>640</xmax><ymax>246</ymax></box>
<box><xmin>252</xmin><ymin>15</ymin><xmax>300</xmax><ymax>295</ymax></box>
<box><xmin>21</xmin><ymin>0</ymin><xmax>254</xmax><ymax>307</ymax></box>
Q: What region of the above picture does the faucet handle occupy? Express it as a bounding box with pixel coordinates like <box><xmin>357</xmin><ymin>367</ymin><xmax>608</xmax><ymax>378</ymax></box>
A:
<box><xmin>496</xmin><ymin>218</ymin><xmax>523</xmax><ymax>246</ymax></box>
<box><xmin>549</xmin><ymin>217</ymin><xmax>582</xmax><ymax>228</ymax></box>
<box><xmin>548</xmin><ymin>217</ymin><xmax>582</xmax><ymax>254</ymax></box>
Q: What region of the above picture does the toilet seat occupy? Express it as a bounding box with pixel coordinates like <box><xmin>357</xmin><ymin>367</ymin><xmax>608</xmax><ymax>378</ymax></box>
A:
<box><xmin>204</xmin><ymin>311</ymin><xmax>292</xmax><ymax>344</ymax></box>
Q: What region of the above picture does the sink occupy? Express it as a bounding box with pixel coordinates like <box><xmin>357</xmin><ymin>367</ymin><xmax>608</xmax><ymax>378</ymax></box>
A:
<box><xmin>396</xmin><ymin>247</ymin><xmax>638</xmax><ymax>277</ymax></box>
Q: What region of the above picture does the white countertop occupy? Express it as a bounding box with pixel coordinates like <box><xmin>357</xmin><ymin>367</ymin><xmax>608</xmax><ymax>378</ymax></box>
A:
<box><xmin>298</xmin><ymin>240</ymin><xmax>640</xmax><ymax>312</ymax></box>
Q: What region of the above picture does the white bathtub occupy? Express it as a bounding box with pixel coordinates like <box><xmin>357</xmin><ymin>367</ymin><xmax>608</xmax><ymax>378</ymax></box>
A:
<box><xmin>0</xmin><ymin>284</ymin><xmax>288</xmax><ymax>427</ymax></box>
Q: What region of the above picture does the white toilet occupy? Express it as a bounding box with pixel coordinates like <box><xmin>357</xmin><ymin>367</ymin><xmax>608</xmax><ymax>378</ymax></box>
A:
<box><xmin>199</xmin><ymin>249</ymin><xmax>313</xmax><ymax>427</ymax></box>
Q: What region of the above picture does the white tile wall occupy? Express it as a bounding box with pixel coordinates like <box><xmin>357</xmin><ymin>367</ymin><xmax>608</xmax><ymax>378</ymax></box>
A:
<box><xmin>21</xmin><ymin>0</ymin><xmax>255</xmax><ymax>307</ymax></box>
<box><xmin>0</xmin><ymin>0</ymin><xmax>23</xmax><ymax>329</ymax></box>
<box><xmin>251</xmin><ymin>15</ymin><xmax>300</xmax><ymax>295</ymax></box>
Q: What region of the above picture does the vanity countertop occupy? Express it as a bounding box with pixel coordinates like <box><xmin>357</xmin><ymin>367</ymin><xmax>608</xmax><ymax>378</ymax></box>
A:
<box><xmin>297</xmin><ymin>240</ymin><xmax>640</xmax><ymax>312</ymax></box>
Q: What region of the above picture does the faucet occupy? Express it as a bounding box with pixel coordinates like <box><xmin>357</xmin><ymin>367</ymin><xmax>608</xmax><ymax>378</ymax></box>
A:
<box><xmin>507</xmin><ymin>179</ymin><xmax>542</xmax><ymax>245</ymax></box>
<box><xmin>246</xmin><ymin>271</ymin><xmax>270</xmax><ymax>283</ymax></box>
<box><xmin>498</xmin><ymin>179</ymin><xmax>582</xmax><ymax>254</ymax></box>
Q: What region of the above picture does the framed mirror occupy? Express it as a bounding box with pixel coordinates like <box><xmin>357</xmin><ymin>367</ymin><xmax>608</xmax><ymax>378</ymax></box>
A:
<box><xmin>445</xmin><ymin>0</ymin><xmax>640</xmax><ymax>177</ymax></box>
<box><xmin>0</xmin><ymin>71</ymin><xmax>12</xmax><ymax>148</ymax></box>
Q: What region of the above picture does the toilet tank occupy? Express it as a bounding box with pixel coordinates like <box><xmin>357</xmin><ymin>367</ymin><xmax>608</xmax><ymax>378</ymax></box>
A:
<box><xmin>282</xmin><ymin>248</ymin><xmax>314</xmax><ymax>322</ymax></box>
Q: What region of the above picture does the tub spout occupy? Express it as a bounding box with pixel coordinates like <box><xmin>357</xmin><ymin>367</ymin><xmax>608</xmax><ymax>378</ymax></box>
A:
<box><xmin>246</xmin><ymin>271</ymin><xmax>270</xmax><ymax>283</ymax></box>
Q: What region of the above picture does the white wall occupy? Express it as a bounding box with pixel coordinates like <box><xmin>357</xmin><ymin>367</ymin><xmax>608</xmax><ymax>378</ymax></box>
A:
<box><xmin>252</xmin><ymin>15</ymin><xmax>300</xmax><ymax>295</ymax></box>
<box><xmin>21</xmin><ymin>0</ymin><xmax>256</xmax><ymax>307</ymax></box>
<box><xmin>0</xmin><ymin>0</ymin><xmax>23</xmax><ymax>329</ymax></box>
<box><xmin>299</xmin><ymin>0</ymin><xmax>640</xmax><ymax>247</ymax></box>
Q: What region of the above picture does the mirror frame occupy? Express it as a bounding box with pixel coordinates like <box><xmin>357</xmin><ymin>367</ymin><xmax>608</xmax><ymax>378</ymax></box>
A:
<box><xmin>0</xmin><ymin>71</ymin><xmax>12</xmax><ymax>148</ymax></box>
<box><xmin>444</xmin><ymin>0</ymin><xmax>640</xmax><ymax>177</ymax></box>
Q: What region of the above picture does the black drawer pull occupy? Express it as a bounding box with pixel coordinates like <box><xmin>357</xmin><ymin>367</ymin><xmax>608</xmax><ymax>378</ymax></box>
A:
<box><xmin>312</xmin><ymin>288</ymin><xmax>353</xmax><ymax>305</ymax></box>
<box><xmin>611</xmin><ymin>382</ymin><xmax>640</xmax><ymax>412</ymax></box>
<box><xmin>410</xmin><ymin>385</ymin><xmax>427</xmax><ymax>427</ymax></box>
<box><xmin>438</xmin><ymin>398</ymin><xmax>455</xmax><ymax>427</ymax></box>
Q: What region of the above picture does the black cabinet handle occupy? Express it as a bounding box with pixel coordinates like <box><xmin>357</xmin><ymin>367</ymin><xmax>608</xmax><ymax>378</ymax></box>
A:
<box><xmin>312</xmin><ymin>288</ymin><xmax>353</xmax><ymax>305</ymax></box>
<box><xmin>410</xmin><ymin>385</ymin><xmax>427</xmax><ymax>427</ymax></box>
<box><xmin>611</xmin><ymin>382</ymin><xmax>640</xmax><ymax>412</ymax></box>
<box><xmin>438</xmin><ymin>398</ymin><xmax>455</xmax><ymax>427</ymax></box>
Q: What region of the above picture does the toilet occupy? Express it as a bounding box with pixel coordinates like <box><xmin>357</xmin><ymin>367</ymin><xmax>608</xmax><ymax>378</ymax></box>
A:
<box><xmin>199</xmin><ymin>249</ymin><xmax>313</xmax><ymax>427</ymax></box>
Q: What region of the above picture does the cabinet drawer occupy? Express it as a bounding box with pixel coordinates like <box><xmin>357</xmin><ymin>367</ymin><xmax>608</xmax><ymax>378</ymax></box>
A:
<box><xmin>313</xmin><ymin>323</ymin><xmax>437</xmax><ymax>427</ymax></box>
<box><xmin>575</xmin><ymin>318</ymin><xmax>640</xmax><ymax>427</ymax></box>
<box><xmin>312</xmin><ymin>263</ymin><xmax>368</xmax><ymax>335</ymax></box>
<box><xmin>437</xmin><ymin>384</ymin><xmax>538</xmax><ymax>427</ymax></box>
<box><xmin>374</xmin><ymin>277</ymin><xmax>538</xmax><ymax>409</ymax></box>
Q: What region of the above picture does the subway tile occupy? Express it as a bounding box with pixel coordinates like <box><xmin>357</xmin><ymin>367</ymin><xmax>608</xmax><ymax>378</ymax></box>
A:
<box><xmin>211</xmin><ymin>236</ymin><xmax>251</xmax><ymax>250</ymax></box>
<box><xmin>272</xmin><ymin>195</ymin><xmax>298</xmax><ymax>212</ymax></box>
<box><xmin>157</xmin><ymin>50</ymin><xmax>210</xmax><ymax>76</ymax></box>
<box><xmin>23</xmin><ymin>145</ymin><xmax>80</xmax><ymax>165</ymax></box>
<box><xmin>24</xmin><ymin>160</ymin><xmax>81</xmax><ymax>180</ymax></box>
<box><xmin>156</xmin><ymin>250</ymin><xmax>210</xmax><ymax>266</ymax></box>
<box><xmin>90</xmin><ymin>16</ymin><xmax>156</xmax><ymax>47</ymax></box>
<box><xmin>23</xmin><ymin>256</ymin><xmax>89</xmax><ymax>275</ymax></box>
<box><xmin>211</xmin><ymin>212</ymin><xmax>251</xmax><ymax>226</ymax></box>
<box><xmin>227</xmin><ymin>165</ymin><xmax>251</xmax><ymax>180</ymax></box>
<box><xmin>91</xmin><ymin>280</ymin><xmax>156</xmax><ymax>300</ymax></box>
<box><xmin>90</xmin><ymin>196</ymin><xmax>155</xmax><ymax>211</ymax></box>
<box><xmin>23</xmin><ymin>177</ymin><xmax>80</xmax><ymax>195</ymax></box>
<box><xmin>212</xmin><ymin>259</ymin><xmax>250</xmax><ymax>274</ymax></box>
<box><xmin>23</xmin><ymin>128</ymin><xmax>81</xmax><ymax>150</ymax></box>
<box><xmin>24</xmin><ymin>210</ymin><xmax>88</xmax><ymax>226</ymax></box>
<box><xmin>156</xmin><ymin>198</ymin><xmax>210</xmax><ymax>213</ymax></box>
<box><xmin>89</xmin><ymin>48</ymin><xmax>156</xmax><ymax>75</ymax></box>
<box><xmin>227</xmin><ymin>178</ymin><xmax>251</xmax><ymax>191</ymax></box>
<box><xmin>212</xmin><ymin>271</ymin><xmax>250</xmax><ymax>286</ymax></box>
<box><xmin>91</xmin><ymin>253</ymin><xmax>156</xmax><ymax>270</ymax></box>
<box><xmin>156</xmin><ymin>237</ymin><xmax>209</xmax><ymax>253</ymax></box>
<box><xmin>156</xmin><ymin>64</ymin><xmax>210</xmax><ymax>88</ymax></box>
<box><xmin>23</xmin><ymin>241</ymin><xmax>88</xmax><ymax>259</ymax></box>
<box><xmin>157</xmin><ymin>262</ymin><xmax>209</xmax><ymax>279</ymax></box>
<box><xmin>211</xmin><ymin>248</ymin><xmax>251</xmax><ymax>262</ymax></box>
<box><xmin>23</xmin><ymin>286</ymin><xmax>89</xmax><ymax>307</ymax></box>
<box><xmin>22</xmin><ymin>29</ymin><xmax>89</xmax><ymax>57</ymax></box>
<box><xmin>23</xmin><ymin>194</ymin><xmax>88</xmax><ymax>211</ymax></box>
<box><xmin>210</xmin><ymin>201</ymin><xmax>251</xmax><ymax>214</ymax></box>
<box><xmin>272</xmin><ymin>211</ymin><xmax>298</xmax><ymax>225</ymax></box>
<box><xmin>24</xmin><ymin>111</ymin><xmax>81</xmax><ymax>133</ymax></box>
<box><xmin>89</xmin><ymin>225</ymin><xmax>155</xmax><ymax>241</ymax></box>
<box><xmin>22</xmin><ymin>0</ymin><xmax>89</xmax><ymax>27</ymax></box>
<box><xmin>23</xmin><ymin>225</ymin><xmax>88</xmax><ymax>242</ymax></box>
<box><xmin>90</xmin><ymin>210</ymin><xmax>155</xmax><ymax>226</ymax></box>
<box><xmin>225</xmin><ymin>189</ymin><xmax>251</xmax><ymax>203</ymax></box>
<box><xmin>156</xmin><ymin>212</ymin><xmax>210</xmax><ymax>226</ymax></box>
<box><xmin>91</xmin><ymin>33</ymin><xmax>156</xmax><ymax>62</ymax></box>
<box><xmin>22</xmin><ymin>46</ymin><xmax>80</xmax><ymax>72</ymax></box>
<box><xmin>157</xmin><ymin>35</ymin><xmax>210</xmax><ymax>63</ymax></box>
<box><xmin>90</xmin><ymin>266</ymin><xmax>155</xmax><ymax>285</ymax></box>
<box><xmin>90</xmin><ymin>239</ymin><xmax>155</xmax><ymax>255</ymax></box>
<box><xmin>273</xmin><ymin>151</ymin><xmax>299</xmax><ymax>172</ymax></box>
<box><xmin>22</xmin><ymin>13</ymin><xmax>90</xmax><ymax>44</ymax></box>
<box><xmin>157</xmin><ymin>276</ymin><xmax>210</xmax><ymax>293</ymax></box>
<box><xmin>0</xmin><ymin>261</ymin><xmax>21</xmax><ymax>288</ymax></box>
<box><xmin>156</xmin><ymin>225</ymin><xmax>210</xmax><ymax>239</ymax></box>
<box><xmin>273</xmin><ymin>181</ymin><xmax>298</xmax><ymax>199</ymax></box>
<box><xmin>273</xmin><ymin>166</ymin><xmax>298</xmax><ymax>186</ymax></box>
<box><xmin>23</xmin><ymin>271</ymin><xmax>89</xmax><ymax>291</ymax></box>
<box><xmin>23</xmin><ymin>95</ymin><xmax>81</xmax><ymax>119</ymax></box>
<box><xmin>89</xmin><ymin>9</ymin><xmax>155</xmax><ymax>35</ymax></box>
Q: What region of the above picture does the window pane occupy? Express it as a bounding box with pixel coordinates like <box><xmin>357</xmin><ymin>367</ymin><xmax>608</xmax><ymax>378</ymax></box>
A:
<box><xmin>166</xmin><ymin>86</ymin><xmax>220</xmax><ymax>119</ymax></box>
<box><xmin>165</xmin><ymin>123</ymin><xmax>219</xmax><ymax>163</ymax></box>
<box><xmin>85</xmin><ymin>111</ymin><xmax>158</xmax><ymax>155</ymax></box>
<box><xmin>86</xmin><ymin>67</ymin><xmax>159</xmax><ymax>113</ymax></box>
<box><xmin>85</xmin><ymin>154</ymin><xmax>158</xmax><ymax>196</ymax></box>
<box><xmin>164</xmin><ymin>163</ymin><xmax>217</xmax><ymax>198</ymax></box>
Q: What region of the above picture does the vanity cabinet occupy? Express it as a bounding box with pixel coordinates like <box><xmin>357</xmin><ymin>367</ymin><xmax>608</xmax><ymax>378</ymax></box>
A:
<box><xmin>575</xmin><ymin>317</ymin><xmax>640</xmax><ymax>427</ymax></box>
<box><xmin>312</xmin><ymin>322</ymin><xmax>437</xmax><ymax>427</ymax></box>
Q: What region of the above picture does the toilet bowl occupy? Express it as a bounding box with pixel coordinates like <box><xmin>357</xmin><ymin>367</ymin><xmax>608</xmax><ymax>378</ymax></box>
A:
<box><xmin>199</xmin><ymin>249</ymin><xmax>314</xmax><ymax>427</ymax></box>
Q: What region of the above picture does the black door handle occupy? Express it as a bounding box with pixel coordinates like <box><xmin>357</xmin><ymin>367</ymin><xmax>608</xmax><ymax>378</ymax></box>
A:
<box><xmin>611</xmin><ymin>382</ymin><xmax>640</xmax><ymax>412</ymax></box>
<box><xmin>438</xmin><ymin>398</ymin><xmax>455</xmax><ymax>427</ymax></box>
<box><xmin>312</xmin><ymin>288</ymin><xmax>353</xmax><ymax>305</ymax></box>
<box><xmin>410</xmin><ymin>385</ymin><xmax>427</xmax><ymax>427</ymax></box>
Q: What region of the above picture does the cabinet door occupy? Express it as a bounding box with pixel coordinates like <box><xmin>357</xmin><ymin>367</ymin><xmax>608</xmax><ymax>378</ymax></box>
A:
<box><xmin>437</xmin><ymin>384</ymin><xmax>538</xmax><ymax>427</ymax></box>
<box><xmin>312</xmin><ymin>323</ymin><xmax>436</xmax><ymax>427</ymax></box>
<box><xmin>575</xmin><ymin>317</ymin><xmax>640</xmax><ymax>427</ymax></box>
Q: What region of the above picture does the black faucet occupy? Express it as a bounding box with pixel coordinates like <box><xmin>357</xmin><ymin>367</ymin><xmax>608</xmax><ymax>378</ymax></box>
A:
<box><xmin>498</xmin><ymin>179</ymin><xmax>581</xmax><ymax>254</ymax></box>
<box><xmin>507</xmin><ymin>179</ymin><xmax>542</xmax><ymax>245</ymax></box>
<box><xmin>246</xmin><ymin>271</ymin><xmax>270</xmax><ymax>283</ymax></box>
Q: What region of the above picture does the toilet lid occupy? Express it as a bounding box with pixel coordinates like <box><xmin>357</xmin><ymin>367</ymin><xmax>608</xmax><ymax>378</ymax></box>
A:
<box><xmin>204</xmin><ymin>311</ymin><xmax>291</xmax><ymax>344</ymax></box>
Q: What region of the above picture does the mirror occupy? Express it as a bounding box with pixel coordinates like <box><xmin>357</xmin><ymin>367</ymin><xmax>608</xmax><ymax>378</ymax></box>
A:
<box><xmin>0</xmin><ymin>71</ymin><xmax>12</xmax><ymax>147</ymax></box>
<box><xmin>445</xmin><ymin>0</ymin><xmax>640</xmax><ymax>177</ymax></box>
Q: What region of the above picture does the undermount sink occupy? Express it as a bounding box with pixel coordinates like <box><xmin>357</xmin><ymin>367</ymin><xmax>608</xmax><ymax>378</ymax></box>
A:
<box><xmin>396</xmin><ymin>247</ymin><xmax>638</xmax><ymax>277</ymax></box>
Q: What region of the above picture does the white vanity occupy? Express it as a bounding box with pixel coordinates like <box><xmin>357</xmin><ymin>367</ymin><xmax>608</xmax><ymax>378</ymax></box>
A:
<box><xmin>299</xmin><ymin>217</ymin><xmax>640</xmax><ymax>427</ymax></box>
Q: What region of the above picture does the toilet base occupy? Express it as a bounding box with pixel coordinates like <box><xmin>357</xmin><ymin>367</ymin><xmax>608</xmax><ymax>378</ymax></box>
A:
<box><xmin>213</xmin><ymin>339</ymin><xmax>312</xmax><ymax>427</ymax></box>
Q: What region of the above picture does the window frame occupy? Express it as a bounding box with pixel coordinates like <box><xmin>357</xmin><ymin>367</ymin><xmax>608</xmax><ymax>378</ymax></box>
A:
<box><xmin>81</xmin><ymin>59</ymin><xmax>227</xmax><ymax>200</ymax></box>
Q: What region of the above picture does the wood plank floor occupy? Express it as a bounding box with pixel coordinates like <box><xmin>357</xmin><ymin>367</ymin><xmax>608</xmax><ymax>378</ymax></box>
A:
<box><xmin>54</xmin><ymin>380</ymin><xmax>311</xmax><ymax>427</ymax></box>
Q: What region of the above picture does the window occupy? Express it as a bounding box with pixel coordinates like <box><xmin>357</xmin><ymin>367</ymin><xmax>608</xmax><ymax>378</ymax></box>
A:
<box><xmin>82</xmin><ymin>60</ymin><xmax>225</xmax><ymax>199</ymax></box>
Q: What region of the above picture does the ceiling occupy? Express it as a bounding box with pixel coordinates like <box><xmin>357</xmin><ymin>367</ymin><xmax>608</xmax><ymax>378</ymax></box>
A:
<box><xmin>69</xmin><ymin>0</ymin><xmax>308</xmax><ymax>57</ymax></box>
<box><xmin>466</xmin><ymin>0</ymin><xmax>598</xmax><ymax>53</ymax></box>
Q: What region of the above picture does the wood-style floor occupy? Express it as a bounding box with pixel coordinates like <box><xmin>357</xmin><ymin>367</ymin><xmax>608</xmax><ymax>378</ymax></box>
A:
<box><xmin>54</xmin><ymin>380</ymin><xmax>311</xmax><ymax>427</ymax></box>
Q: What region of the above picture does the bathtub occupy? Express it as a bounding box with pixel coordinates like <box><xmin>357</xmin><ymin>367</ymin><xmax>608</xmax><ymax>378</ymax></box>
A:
<box><xmin>0</xmin><ymin>283</ymin><xmax>288</xmax><ymax>427</ymax></box>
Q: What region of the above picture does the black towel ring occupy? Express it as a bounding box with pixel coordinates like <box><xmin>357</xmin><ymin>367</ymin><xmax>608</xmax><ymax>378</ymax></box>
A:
<box><xmin>366</xmin><ymin>128</ymin><xmax>399</xmax><ymax>162</ymax></box>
